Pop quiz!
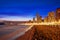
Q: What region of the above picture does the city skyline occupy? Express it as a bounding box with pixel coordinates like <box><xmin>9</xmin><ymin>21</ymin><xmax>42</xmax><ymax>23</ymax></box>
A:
<box><xmin>0</xmin><ymin>10</ymin><xmax>59</xmax><ymax>21</ymax></box>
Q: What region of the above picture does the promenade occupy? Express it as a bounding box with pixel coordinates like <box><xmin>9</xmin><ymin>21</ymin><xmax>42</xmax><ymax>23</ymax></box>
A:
<box><xmin>0</xmin><ymin>23</ymin><xmax>60</xmax><ymax>40</ymax></box>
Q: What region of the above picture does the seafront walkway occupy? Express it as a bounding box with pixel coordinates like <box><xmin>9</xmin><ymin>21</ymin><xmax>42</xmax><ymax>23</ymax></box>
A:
<box><xmin>0</xmin><ymin>22</ymin><xmax>60</xmax><ymax>40</ymax></box>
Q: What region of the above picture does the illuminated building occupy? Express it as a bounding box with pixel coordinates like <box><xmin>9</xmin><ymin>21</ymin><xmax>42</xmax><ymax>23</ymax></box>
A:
<box><xmin>44</xmin><ymin>16</ymin><xmax>48</xmax><ymax>22</ymax></box>
<box><xmin>36</xmin><ymin>12</ymin><xmax>42</xmax><ymax>23</ymax></box>
<box><xmin>39</xmin><ymin>16</ymin><xmax>42</xmax><ymax>23</ymax></box>
<box><xmin>33</xmin><ymin>17</ymin><xmax>35</xmax><ymax>23</ymax></box>
<box><xmin>48</xmin><ymin>12</ymin><xmax>55</xmax><ymax>22</ymax></box>
<box><xmin>56</xmin><ymin>8</ymin><xmax>60</xmax><ymax>21</ymax></box>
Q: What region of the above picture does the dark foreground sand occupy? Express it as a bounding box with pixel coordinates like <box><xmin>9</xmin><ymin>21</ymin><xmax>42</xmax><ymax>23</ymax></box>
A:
<box><xmin>32</xmin><ymin>25</ymin><xmax>60</xmax><ymax>40</ymax></box>
<box><xmin>16</xmin><ymin>25</ymin><xmax>60</xmax><ymax>40</ymax></box>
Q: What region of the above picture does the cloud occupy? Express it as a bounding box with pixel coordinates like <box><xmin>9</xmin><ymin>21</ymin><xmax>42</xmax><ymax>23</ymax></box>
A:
<box><xmin>0</xmin><ymin>15</ymin><xmax>33</xmax><ymax>21</ymax></box>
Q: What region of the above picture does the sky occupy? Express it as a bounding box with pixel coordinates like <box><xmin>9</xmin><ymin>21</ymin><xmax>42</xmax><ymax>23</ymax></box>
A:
<box><xmin>0</xmin><ymin>0</ymin><xmax>60</xmax><ymax>21</ymax></box>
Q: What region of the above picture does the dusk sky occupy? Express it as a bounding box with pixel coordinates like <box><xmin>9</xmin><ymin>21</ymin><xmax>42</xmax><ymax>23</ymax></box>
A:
<box><xmin>0</xmin><ymin>0</ymin><xmax>60</xmax><ymax>21</ymax></box>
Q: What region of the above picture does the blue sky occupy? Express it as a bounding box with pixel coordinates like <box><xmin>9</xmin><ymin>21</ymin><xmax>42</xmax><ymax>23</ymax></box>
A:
<box><xmin>0</xmin><ymin>0</ymin><xmax>60</xmax><ymax>21</ymax></box>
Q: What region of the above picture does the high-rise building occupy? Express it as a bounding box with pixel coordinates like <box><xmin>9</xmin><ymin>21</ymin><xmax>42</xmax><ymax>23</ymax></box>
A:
<box><xmin>36</xmin><ymin>12</ymin><xmax>40</xmax><ymax>21</ymax></box>
<box><xmin>33</xmin><ymin>17</ymin><xmax>35</xmax><ymax>23</ymax></box>
<box><xmin>39</xmin><ymin>16</ymin><xmax>42</xmax><ymax>23</ymax></box>
<box><xmin>56</xmin><ymin>8</ymin><xmax>60</xmax><ymax>21</ymax></box>
<box><xmin>44</xmin><ymin>16</ymin><xmax>48</xmax><ymax>22</ymax></box>
<box><xmin>36</xmin><ymin>12</ymin><xmax>42</xmax><ymax>23</ymax></box>
<box><xmin>48</xmin><ymin>12</ymin><xmax>55</xmax><ymax>22</ymax></box>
